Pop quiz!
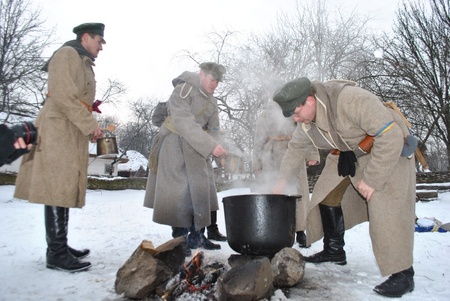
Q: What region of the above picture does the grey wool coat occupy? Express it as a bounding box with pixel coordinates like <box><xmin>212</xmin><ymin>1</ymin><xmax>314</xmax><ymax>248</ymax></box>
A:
<box><xmin>144</xmin><ymin>71</ymin><xmax>222</xmax><ymax>230</ymax></box>
<box><xmin>14</xmin><ymin>46</ymin><xmax>99</xmax><ymax>208</ymax></box>
<box><xmin>279</xmin><ymin>80</ymin><xmax>416</xmax><ymax>276</ymax></box>
<box><xmin>252</xmin><ymin>100</ymin><xmax>319</xmax><ymax>231</ymax></box>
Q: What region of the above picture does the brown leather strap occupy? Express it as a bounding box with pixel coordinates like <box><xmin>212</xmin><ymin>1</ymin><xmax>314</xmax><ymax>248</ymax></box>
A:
<box><xmin>80</xmin><ymin>100</ymin><xmax>93</xmax><ymax>113</ymax></box>
<box><xmin>331</xmin><ymin>134</ymin><xmax>375</xmax><ymax>156</ymax></box>
<box><xmin>268</xmin><ymin>135</ymin><xmax>292</xmax><ymax>141</ymax></box>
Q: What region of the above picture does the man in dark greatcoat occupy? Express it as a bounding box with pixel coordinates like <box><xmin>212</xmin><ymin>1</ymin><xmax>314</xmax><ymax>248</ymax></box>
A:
<box><xmin>144</xmin><ymin>62</ymin><xmax>228</xmax><ymax>255</ymax></box>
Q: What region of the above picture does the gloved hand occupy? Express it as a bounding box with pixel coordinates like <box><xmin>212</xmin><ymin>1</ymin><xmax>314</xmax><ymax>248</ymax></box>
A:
<box><xmin>0</xmin><ymin>124</ymin><xmax>32</xmax><ymax>167</ymax></box>
<box><xmin>338</xmin><ymin>151</ymin><xmax>357</xmax><ymax>177</ymax></box>
<box><xmin>0</xmin><ymin>124</ymin><xmax>16</xmax><ymax>166</ymax></box>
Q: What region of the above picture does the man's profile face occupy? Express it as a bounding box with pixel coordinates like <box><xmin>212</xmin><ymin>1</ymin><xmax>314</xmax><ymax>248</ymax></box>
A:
<box><xmin>82</xmin><ymin>33</ymin><xmax>104</xmax><ymax>58</ymax></box>
<box><xmin>200</xmin><ymin>71</ymin><xmax>219</xmax><ymax>94</ymax></box>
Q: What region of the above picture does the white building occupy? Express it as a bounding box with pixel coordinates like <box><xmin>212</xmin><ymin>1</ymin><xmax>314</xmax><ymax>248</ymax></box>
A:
<box><xmin>1</xmin><ymin>142</ymin><xmax>129</xmax><ymax>177</ymax></box>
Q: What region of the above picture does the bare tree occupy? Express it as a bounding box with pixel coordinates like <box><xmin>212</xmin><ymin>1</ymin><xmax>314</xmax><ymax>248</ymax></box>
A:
<box><xmin>115</xmin><ymin>97</ymin><xmax>161</xmax><ymax>157</ymax></box>
<box><xmin>159</xmin><ymin>0</ymin><xmax>374</xmax><ymax>164</ymax></box>
<box><xmin>0</xmin><ymin>0</ymin><xmax>53</xmax><ymax>122</ymax></box>
<box><xmin>219</xmin><ymin>0</ymin><xmax>374</xmax><ymax>158</ymax></box>
<box><xmin>97</xmin><ymin>78</ymin><xmax>127</xmax><ymax>107</ymax></box>
<box><xmin>372</xmin><ymin>0</ymin><xmax>450</xmax><ymax>170</ymax></box>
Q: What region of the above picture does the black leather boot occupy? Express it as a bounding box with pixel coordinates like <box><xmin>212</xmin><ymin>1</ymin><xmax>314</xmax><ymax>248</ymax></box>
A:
<box><xmin>296</xmin><ymin>231</ymin><xmax>310</xmax><ymax>248</ymax></box>
<box><xmin>172</xmin><ymin>227</ymin><xmax>191</xmax><ymax>256</ymax></box>
<box><xmin>188</xmin><ymin>228</ymin><xmax>221</xmax><ymax>250</ymax></box>
<box><xmin>64</xmin><ymin>208</ymin><xmax>90</xmax><ymax>259</ymax></box>
<box><xmin>45</xmin><ymin>206</ymin><xmax>91</xmax><ymax>272</ymax></box>
<box><xmin>68</xmin><ymin>246</ymin><xmax>90</xmax><ymax>259</ymax></box>
<box><xmin>304</xmin><ymin>204</ymin><xmax>347</xmax><ymax>265</ymax></box>
<box><xmin>207</xmin><ymin>211</ymin><xmax>227</xmax><ymax>241</ymax></box>
<box><xmin>374</xmin><ymin>266</ymin><xmax>415</xmax><ymax>297</ymax></box>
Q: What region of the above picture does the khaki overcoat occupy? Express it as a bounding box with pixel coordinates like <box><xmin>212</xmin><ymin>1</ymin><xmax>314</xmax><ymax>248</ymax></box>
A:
<box><xmin>279</xmin><ymin>80</ymin><xmax>416</xmax><ymax>276</ymax></box>
<box><xmin>144</xmin><ymin>71</ymin><xmax>222</xmax><ymax>230</ymax></box>
<box><xmin>252</xmin><ymin>100</ymin><xmax>319</xmax><ymax>231</ymax></box>
<box><xmin>14</xmin><ymin>46</ymin><xmax>99</xmax><ymax>208</ymax></box>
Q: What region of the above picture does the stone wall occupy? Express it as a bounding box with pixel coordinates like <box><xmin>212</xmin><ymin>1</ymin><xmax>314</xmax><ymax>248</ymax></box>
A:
<box><xmin>1</xmin><ymin>171</ymin><xmax>449</xmax><ymax>191</ymax></box>
<box><xmin>415</xmin><ymin>171</ymin><xmax>450</xmax><ymax>184</ymax></box>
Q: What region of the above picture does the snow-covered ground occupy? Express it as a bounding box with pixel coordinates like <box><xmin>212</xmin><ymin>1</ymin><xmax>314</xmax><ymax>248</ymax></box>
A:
<box><xmin>0</xmin><ymin>184</ymin><xmax>449</xmax><ymax>301</ymax></box>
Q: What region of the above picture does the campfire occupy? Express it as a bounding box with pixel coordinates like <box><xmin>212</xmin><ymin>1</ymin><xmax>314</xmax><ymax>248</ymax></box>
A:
<box><xmin>163</xmin><ymin>251</ymin><xmax>225</xmax><ymax>301</ymax></box>
<box><xmin>115</xmin><ymin>237</ymin><xmax>306</xmax><ymax>300</ymax></box>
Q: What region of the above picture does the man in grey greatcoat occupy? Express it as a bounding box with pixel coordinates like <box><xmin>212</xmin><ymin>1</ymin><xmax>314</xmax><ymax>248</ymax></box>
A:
<box><xmin>144</xmin><ymin>62</ymin><xmax>228</xmax><ymax>254</ymax></box>
<box><xmin>14</xmin><ymin>23</ymin><xmax>106</xmax><ymax>272</ymax></box>
<box><xmin>252</xmin><ymin>99</ymin><xmax>318</xmax><ymax>247</ymax></box>
<box><xmin>272</xmin><ymin>77</ymin><xmax>416</xmax><ymax>298</ymax></box>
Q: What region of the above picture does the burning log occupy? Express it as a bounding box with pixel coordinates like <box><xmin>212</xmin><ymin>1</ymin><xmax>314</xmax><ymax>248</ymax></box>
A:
<box><xmin>162</xmin><ymin>251</ymin><xmax>226</xmax><ymax>301</ymax></box>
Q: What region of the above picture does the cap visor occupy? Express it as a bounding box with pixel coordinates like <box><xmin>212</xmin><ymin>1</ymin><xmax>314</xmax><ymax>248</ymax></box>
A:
<box><xmin>282</xmin><ymin>109</ymin><xmax>294</xmax><ymax>118</ymax></box>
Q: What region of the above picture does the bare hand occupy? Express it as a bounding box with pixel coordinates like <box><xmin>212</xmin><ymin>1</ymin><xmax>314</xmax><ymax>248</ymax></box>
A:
<box><xmin>307</xmin><ymin>160</ymin><xmax>319</xmax><ymax>166</ymax></box>
<box><xmin>13</xmin><ymin>137</ymin><xmax>27</xmax><ymax>149</ymax></box>
<box><xmin>91</xmin><ymin>126</ymin><xmax>104</xmax><ymax>142</ymax></box>
<box><xmin>356</xmin><ymin>179</ymin><xmax>375</xmax><ymax>201</ymax></box>
<box><xmin>212</xmin><ymin>144</ymin><xmax>227</xmax><ymax>157</ymax></box>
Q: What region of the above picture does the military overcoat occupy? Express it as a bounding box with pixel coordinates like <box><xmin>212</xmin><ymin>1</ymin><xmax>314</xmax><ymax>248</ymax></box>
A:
<box><xmin>144</xmin><ymin>71</ymin><xmax>222</xmax><ymax>230</ymax></box>
<box><xmin>14</xmin><ymin>46</ymin><xmax>99</xmax><ymax>208</ymax></box>
<box><xmin>279</xmin><ymin>80</ymin><xmax>416</xmax><ymax>276</ymax></box>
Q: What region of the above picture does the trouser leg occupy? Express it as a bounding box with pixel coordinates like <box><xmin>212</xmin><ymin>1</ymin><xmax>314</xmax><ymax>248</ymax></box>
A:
<box><xmin>172</xmin><ymin>227</ymin><xmax>189</xmax><ymax>238</ymax></box>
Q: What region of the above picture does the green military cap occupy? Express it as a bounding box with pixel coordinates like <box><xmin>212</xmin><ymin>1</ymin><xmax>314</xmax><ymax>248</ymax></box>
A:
<box><xmin>273</xmin><ymin>77</ymin><xmax>311</xmax><ymax>117</ymax></box>
<box><xmin>73</xmin><ymin>22</ymin><xmax>106</xmax><ymax>44</ymax></box>
<box><xmin>199</xmin><ymin>62</ymin><xmax>226</xmax><ymax>82</ymax></box>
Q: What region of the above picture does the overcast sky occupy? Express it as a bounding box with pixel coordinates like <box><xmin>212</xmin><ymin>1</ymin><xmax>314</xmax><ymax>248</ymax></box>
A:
<box><xmin>33</xmin><ymin>0</ymin><xmax>402</xmax><ymax>120</ymax></box>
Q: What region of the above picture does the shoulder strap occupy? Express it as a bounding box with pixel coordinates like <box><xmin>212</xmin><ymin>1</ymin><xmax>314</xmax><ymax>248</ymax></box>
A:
<box><xmin>313</xmin><ymin>81</ymin><xmax>353</xmax><ymax>151</ymax></box>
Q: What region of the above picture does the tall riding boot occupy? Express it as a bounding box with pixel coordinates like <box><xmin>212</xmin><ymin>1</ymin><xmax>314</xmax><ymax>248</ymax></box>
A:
<box><xmin>64</xmin><ymin>208</ymin><xmax>90</xmax><ymax>259</ymax></box>
<box><xmin>45</xmin><ymin>205</ymin><xmax>91</xmax><ymax>272</ymax></box>
<box><xmin>172</xmin><ymin>227</ymin><xmax>191</xmax><ymax>256</ymax></box>
<box><xmin>207</xmin><ymin>211</ymin><xmax>227</xmax><ymax>241</ymax></box>
<box><xmin>304</xmin><ymin>204</ymin><xmax>347</xmax><ymax>265</ymax></box>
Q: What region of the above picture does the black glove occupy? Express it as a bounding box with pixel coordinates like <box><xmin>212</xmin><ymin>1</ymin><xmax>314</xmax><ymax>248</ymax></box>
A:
<box><xmin>0</xmin><ymin>124</ymin><xmax>30</xmax><ymax>167</ymax></box>
<box><xmin>0</xmin><ymin>124</ymin><xmax>16</xmax><ymax>166</ymax></box>
<box><xmin>338</xmin><ymin>151</ymin><xmax>357</xmax><ymax>177</ymax></box>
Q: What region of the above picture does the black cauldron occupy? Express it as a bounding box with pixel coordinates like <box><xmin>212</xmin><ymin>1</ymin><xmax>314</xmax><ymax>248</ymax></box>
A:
<box><xmin>222</xmin><ymin>194</ymin><xmax>299</xmax><ymax>256</ymax></box>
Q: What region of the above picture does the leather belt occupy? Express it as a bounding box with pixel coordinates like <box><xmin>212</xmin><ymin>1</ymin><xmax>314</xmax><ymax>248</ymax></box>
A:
<box><xmin>268</xmin><ymin>135</ymin><xmax>292</xmax><ymax>141</ymax></box>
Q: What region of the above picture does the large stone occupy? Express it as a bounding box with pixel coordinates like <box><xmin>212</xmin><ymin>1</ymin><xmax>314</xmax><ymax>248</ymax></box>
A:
<box><xmin>152</xmin><ymin>236</ymin><xmax>187</xmax><ymax>274</ymax></box>
<box><xmin>114</xmin><ymin>237</ymin><xmax>186</xmax><ymax>299</ymax></box>
<box><xmin>217</xmin><ymin>257</ymin><xmax>273</xmax><ymax>301</ymax></box>
<box><xmin>228</xmin><ymin>254</ymin><xmax>267</xmax><ymax>268</ymax></box>
<box><xmin>271</xmin><ymin>247</ymin><xmax>305</xmax><ymax>287</ymax></box>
